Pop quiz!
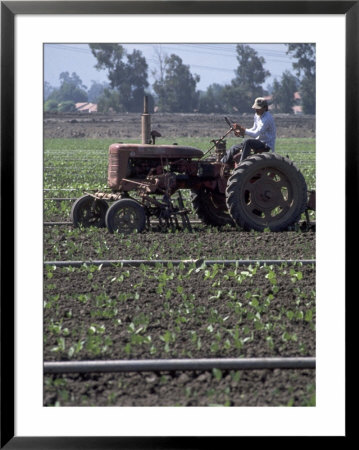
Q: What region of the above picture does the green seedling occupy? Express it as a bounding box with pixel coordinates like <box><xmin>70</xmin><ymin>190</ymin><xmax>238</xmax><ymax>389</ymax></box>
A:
<box><xmin>160</xmin><ymin>330</ymin><xmax>176</xmax><ymax>353</ymax></box>
<box><xmin>76</xmin><ymin>294</ymin><xmax>90</xmax><ymax>304</ymax></box>
<box><xmin>68</xmin><ymin>340</ymin><xmax>84</xmax><ymax>358</ymax></box>
<box><xmin>51</xmin><ymin>337</ymin><xmax>66</xmax><ymax>353</ymax></box>
<box><xmin>212</xmin><ymin>368</ymin><xmax>223</xmax><ymax>381</ymax></box>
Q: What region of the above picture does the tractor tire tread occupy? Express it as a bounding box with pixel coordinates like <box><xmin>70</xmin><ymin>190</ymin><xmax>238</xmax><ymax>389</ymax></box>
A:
<box><xmin>226</xmin><ymin>153</ymin><xmax>307</xmax><ymax>231</ymax></box>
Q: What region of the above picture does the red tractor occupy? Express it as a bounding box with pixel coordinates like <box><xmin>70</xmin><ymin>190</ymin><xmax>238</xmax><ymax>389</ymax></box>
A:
<box><xmin>71</xmin><ymin>98</ymin><xmax>315</xmax><ymax>233</ymax></box>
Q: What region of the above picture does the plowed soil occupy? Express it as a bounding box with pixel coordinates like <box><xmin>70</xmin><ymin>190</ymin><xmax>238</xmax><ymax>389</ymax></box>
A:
<box><xmin>44</xmin><ymin>112</ymin><xmax>315</xmax><ymax>139</ymax></box>
<box><xmin>44</xmin><ymin>228</ymin><xmax>315</xmax><ymax>407</ymax></box>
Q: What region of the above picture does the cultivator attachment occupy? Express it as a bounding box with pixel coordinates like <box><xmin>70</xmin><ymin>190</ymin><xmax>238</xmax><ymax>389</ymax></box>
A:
<box><xmin>74</xmin><ymin>187</ymin><xmax>193</xmax><ymax>234</ymax></box>
<box><xmin>301</xmin><ymin>190</ymin><xmax>316</xmax><ymax>231</ymax></box>
<box><xmin>142</xmin><ymin>190</ymin><xmax>193</xmax><ymax>232</ymax></box>
<box><xmin>307</xmin><ymin>190</ymin><xmax>316</xmax><ymax>211</ymax></box>
<box><xmin>117</xmin><ymin>174</ymin><xmax>193</xmax><ymax>232</ymax></box>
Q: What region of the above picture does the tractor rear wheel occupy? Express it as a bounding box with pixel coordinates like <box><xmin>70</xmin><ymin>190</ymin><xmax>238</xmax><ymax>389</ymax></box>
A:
<box><xmin>226</xmin><ymin>153</ymin><xmax>307</xmax><ymax>231</ymax></box>
<box><xmin>71</xmin><ymin>195</ymin><xmax>108</xmax><ymax>228</ymax></box>
<box><xmin>191</xmin><ymin>188</ymin><xmax>235</xmax><ymax>227</ymax></box>
<box><xmin>105</xmin><ymin>199</ymin><xmax>146</xmax><ymax>234</ymax></box>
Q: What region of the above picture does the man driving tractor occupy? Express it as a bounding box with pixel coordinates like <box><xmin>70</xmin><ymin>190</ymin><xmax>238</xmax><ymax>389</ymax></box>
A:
<box><xmin>221</xmin><ymin>97</ymin><xmax>276</xmax><ymax>166</ymax></box>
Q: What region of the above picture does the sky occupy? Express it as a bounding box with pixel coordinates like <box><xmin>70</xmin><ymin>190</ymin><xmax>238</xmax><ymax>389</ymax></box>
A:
<box><xmin>44</xmin><ymin>43</ymin><xmax>295</xmax><ymax>93</ymax></box>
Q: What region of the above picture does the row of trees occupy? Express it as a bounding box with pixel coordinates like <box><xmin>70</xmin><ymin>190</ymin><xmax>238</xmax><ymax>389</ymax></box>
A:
<box><xmin>44</xmin><ymin>71</ymin><xmax>109</xmax><ymax>112</ymax></box>
<box><xmin>44</xmin><ymin>44</ymin><xmax>316</xmax><ymax>114</ymax></box>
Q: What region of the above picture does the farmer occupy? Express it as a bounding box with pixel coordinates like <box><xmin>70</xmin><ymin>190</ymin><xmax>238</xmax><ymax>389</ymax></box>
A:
<box><xmin>221</xmin><ymin>97</ymin><xmax>276</xmax><ymax>165</ymax></box>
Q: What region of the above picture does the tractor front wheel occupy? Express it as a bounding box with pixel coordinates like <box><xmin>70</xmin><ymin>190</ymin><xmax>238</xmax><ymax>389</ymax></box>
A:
<box><xmin>71</xmin><ymin>195</ymin><xmax>108</xmax><ymax>228</ymax></box>
<box><xmin>226</xmin><ymin>153</ymin><xmax>307</xmax><ymax>231</ymax></box>
<box><xmin>105</xmin><ymin>199</ymin><xmax>146</xmax><ymax>234</ymax></box>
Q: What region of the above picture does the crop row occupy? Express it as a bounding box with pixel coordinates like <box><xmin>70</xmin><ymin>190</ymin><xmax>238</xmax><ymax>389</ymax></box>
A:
<box><xmin>44</xmin><ymin>137</ymin><xmax>316</xmax><ymax>152</ymax></box>
<box><xmin>44</xmin><ymin>262</ymin><xmax>315</xmax><ymax>362</ymax></box>
<box><xmin>43</xmin><ymin>226</ymin><xmax>316</xmax><ymax>262</ymax></box>
<box><xmin>43</xmin><ymin>137</ymin><xmax>316</xmax><ymax>188</ymax></box>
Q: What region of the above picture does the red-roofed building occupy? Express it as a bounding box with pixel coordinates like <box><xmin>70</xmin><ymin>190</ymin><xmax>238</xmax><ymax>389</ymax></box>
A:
<box><xmin>75</xmin><ymin>102</ymin><xmax>98</xmax><ymax>113</ymax></box>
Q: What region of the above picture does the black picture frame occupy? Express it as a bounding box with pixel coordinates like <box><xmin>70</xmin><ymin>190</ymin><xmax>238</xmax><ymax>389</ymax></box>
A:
<box><xmin>1</xmin><ymin>1</ymin><xmax>354</xmax><ymax>447</ymax></box>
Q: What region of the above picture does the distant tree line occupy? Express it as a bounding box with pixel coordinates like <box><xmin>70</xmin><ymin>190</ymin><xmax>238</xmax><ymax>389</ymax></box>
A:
<box><xmin>44</xmin><ymin>72</ymin><xmax>109</xmax><ymax>113</ymax></box>
<box><xmin>44</xmin><ymin>44</ymin><xmax>315</xmax><ymax>115</ymax></box>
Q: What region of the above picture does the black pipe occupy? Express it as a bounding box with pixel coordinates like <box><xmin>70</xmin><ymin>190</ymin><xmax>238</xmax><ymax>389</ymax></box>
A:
<box><xmin>44</xmin><ymin>357</ymin><xmax>316</xmax><ymax>374</ymax></box>
<box><xmin>43</xmin><ymin>259</ymin><xmax>315</xmax><ymax>267</ymax></box>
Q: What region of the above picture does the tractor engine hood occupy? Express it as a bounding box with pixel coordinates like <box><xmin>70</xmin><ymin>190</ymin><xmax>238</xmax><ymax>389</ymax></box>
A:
<box><xmin>109</xmin><ymin>143</ymin><xmax>204</xmax><ymax>159</ymax></box>
<box><xmin>108</xmin><ymin>143</ymin><xmax>204</xmax><ymax>190</ymax></box>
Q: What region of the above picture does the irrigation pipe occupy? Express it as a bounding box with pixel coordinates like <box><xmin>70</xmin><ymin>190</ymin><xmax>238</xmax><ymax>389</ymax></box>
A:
<box><xmin>43</xmin><ymin>188</ymin><xmax>80</xmax><ymax>192</ymax></box>
<box><xmin>43</xmin><ymin>220</ymin><xmax>204</xmax><ymax>226</ymax></box>
<box><xmin>44</xmin><ymin>259</ymin><xmax>315</xmax><ymax>268</ymax></box>
<box><xmin>43</xmin><ymin>219</ymin><xmax>315</xmax><ymax>227</ymax></box>
<box><xmin>44</xmin><ymin>222</ymin><xmax>73</xmax><ymax>226</ymax></box>
<box><xmin>44</xmin><ymin>198</ymin><xmax>77</xmax><ymax>201</ymax></box>
<box><xmin>45</xmin><ymin>150</ymin><xmax>315</xmax><ymax>155</ymax></box>
<box><xmin>44</xmin><ymin>160</ymin><xmax>315</xmax><ymax>169</ymax></box>
<box><xmin>44</xmin><ymin>357</ymin><xmax>316</xmax><ymax>374</ymax></box>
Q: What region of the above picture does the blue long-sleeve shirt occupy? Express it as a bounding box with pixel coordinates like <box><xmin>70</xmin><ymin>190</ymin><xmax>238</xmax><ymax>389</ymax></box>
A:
<box><xmin>244</xmin><ymin>111</ymin><xmax>276</xmax><ymax>151</ymax></box>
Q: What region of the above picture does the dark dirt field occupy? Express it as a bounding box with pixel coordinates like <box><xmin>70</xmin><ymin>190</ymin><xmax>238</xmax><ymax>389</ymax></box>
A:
<box><xmin>44</xmin><ymin>263</ymin><xmax>315</xmax><ymax>407</ymax></box>
<box><xmin>44</xmin><ymin>112</ymin><xmax>315</xmax><ymax>139</ymax></box>
<box><xmin>44</xmin><ymin>369</ymin><xmax>315</xmax><ymax>407</ymax></box>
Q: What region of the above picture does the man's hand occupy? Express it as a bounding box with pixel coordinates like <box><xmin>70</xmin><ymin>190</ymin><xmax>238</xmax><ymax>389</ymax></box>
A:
<box><xmin>232</xmin><ymin>123</ymin><xmax>245</xmax><ymax>137</ymax></box>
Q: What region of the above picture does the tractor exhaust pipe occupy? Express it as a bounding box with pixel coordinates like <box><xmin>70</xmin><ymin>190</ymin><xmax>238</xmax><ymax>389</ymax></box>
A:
<box><xmin>141</xmin><ymin>95</ymin><xmax>151</xmax><ymax>144</ymax></box>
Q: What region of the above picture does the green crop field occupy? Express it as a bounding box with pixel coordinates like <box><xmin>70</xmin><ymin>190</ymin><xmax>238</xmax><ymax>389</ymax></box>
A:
<box><xmin>44</xmin><ymin>137</ymin><xmax>316</xmax><ymax>222</ymax></box>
